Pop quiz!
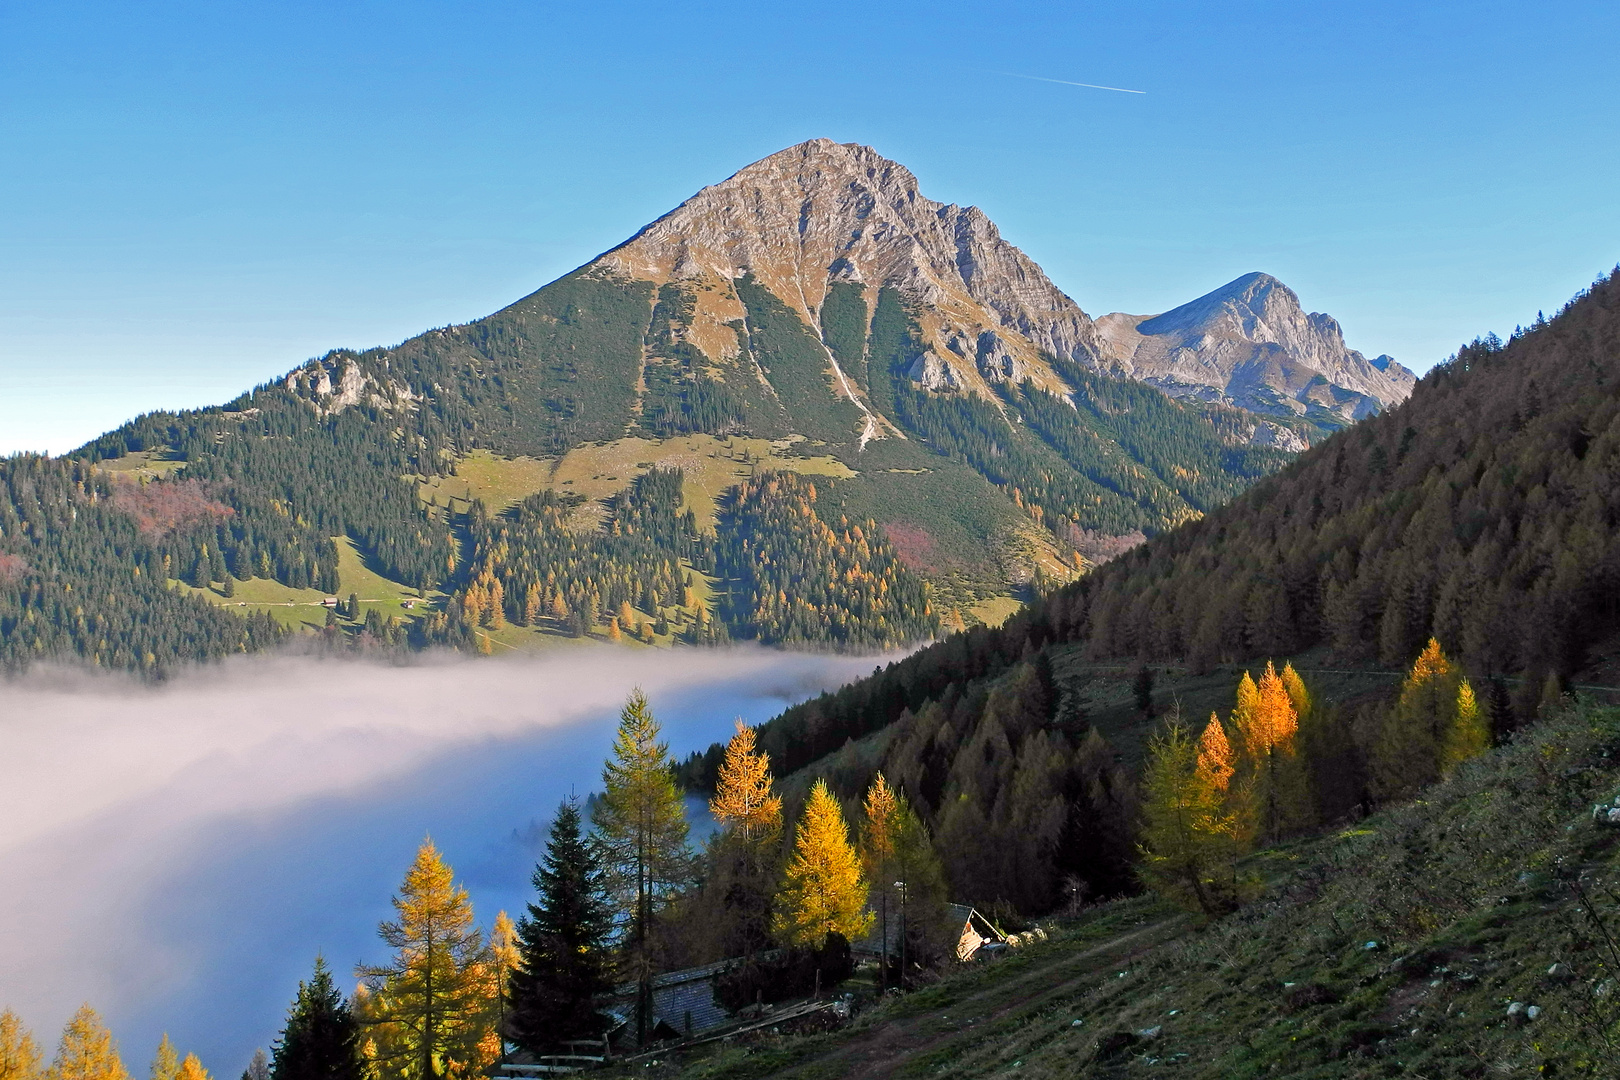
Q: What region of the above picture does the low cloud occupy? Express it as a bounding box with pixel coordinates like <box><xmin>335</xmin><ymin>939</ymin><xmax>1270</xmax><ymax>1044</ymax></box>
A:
<box><xmin>0</xmin><ymin>646</ymin><xmax>889</xmax><ymax>1073</ymax></box>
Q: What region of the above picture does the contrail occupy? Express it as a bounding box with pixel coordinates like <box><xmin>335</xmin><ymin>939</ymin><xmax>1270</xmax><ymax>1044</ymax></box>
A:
<box><xmin>999</xmin><ymin>72</ymin><xmax>1146</xmax><ymax>95</ymax></box>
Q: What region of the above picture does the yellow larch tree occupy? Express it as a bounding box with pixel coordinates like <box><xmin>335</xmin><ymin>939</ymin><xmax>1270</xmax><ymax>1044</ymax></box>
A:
<box><xmin>486</xmin><ymin>580</ymin><xmax>505</xmax><ymax>630</ymax></box>
<box><xmin>860</xmin><ymin>772</ymin><xmax>939</xmax><ymax>979</ymax></box>
<box><xmin>47</xmin><ymin>1006</ymin><xmax>128</xmax><ymax>1080</ymax></box>
<box><xmin>476</xmin><ymin>911</ymin><xmax>519</xmax><ymax>1065</ymax></box>
<box><xmin>1280</xmin><ymin>662</ymin><xmax>1312</xmax><ymax>729</ymax></box>
<box><xmin>1251</xmin><ymin>661</ymin><xmax>1309</xmax><ymax>842</ymax></box>
<box><xmin>709</xmin><ymin>722</ymin><xmax>783</xmax><ymax>844</ymax></box>
<box><xmin>147</xmin><ymin>1038</ymin><xmax>177</xmax><ymax>1080</ymax></box>
<box><xmin>858</xmin><ymin>772</ymin><xmax>898</xmax><ymax>882</ymax></box>
<box><xmin>1232</xmin><ymin>671</ymin><xmax>1261</xmax><ymax>743</ymax></box>
<box><xmin>705</xmin><ymin>720</ymin><xmax>784</xmax><ymax>962</ymax></box>
<box><xmin>0</xmin><ymin>1010</ymin><xmax>41</xmax><ymax>1080</ymax></box>
<box><xmin>1373</xmin><ymin>637</ymin><xmax>1468</xmax><ymax>798</ymax></box>
<box><xmin>1250</xmin><ymin>661</ymin><xmax>1300</xmax><ymax>753</ymax></box>
<box><xmin>1410</xmin><ymin>637</ymin><xmax>1452</xmax><ymax>684</ymax></box>
<box><xmin>173</xmin><ymin>1057</ymin><xmax>207</xmax><ymax>1080</ymax></box>
<box><xmin>1137</xmin><ymin>719</ymin><xmax>1242</xmax><ymax>915</ymax></box>
<box><xmin>1196</xmin><ymin>715</ymin><xmax>1235</xmax><ymax>792</ymax></box>
<box><xmin>773</xmin><ymin>780</ymin><xmax>873</xmax><ymax>947</ymax></box>
<box><xmin>357</xmin><ymin>839</ymin><xmax>491</xmax><ymax>1080</ymax></box>
<box><xmin>1440</xmin><ymin>678</ymin><xmax>1490</xmax><ymax>775</ymax></box>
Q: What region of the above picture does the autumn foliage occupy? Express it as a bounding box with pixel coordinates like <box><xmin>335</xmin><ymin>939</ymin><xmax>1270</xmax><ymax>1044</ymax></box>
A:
<box><xmin>773</xmin><ymin>780</ymin><xmax>873</xmax><ymax>947</ymax></box>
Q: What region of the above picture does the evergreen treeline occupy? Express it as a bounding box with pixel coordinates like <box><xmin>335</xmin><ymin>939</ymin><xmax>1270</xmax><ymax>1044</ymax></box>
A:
<box><xmin>454</xmin><ymin>468</ymin><xmax>725</xmax><ymax>643</ymax></box>
<box><xmin>2</xmin><ymin>384</ymin><xmax>462</xmax><ymax>671</ymax></box>
<box><xmin>0</xmin><ymin>455</ymin><xmax>283</xmax><ymax>672</ymax></box>
<box><xmin>86</xmin><ymin>393</ymin><xmax>453</xmax><ymax>591</ymax></box>
<box><xmin>713</xmin><ymin>472</ymin><xmax>939</xmax><ymax>648</ymax></box>
<box><xmin>1068</xmin><ymin>267</ymin><xmax>1620</xmax><ymax>679</ymax></box>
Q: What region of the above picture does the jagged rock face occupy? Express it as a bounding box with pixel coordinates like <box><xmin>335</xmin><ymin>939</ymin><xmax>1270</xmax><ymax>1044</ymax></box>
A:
<box><xmin>598</xmin><ymin>138</ymin><xmax>1100</xmax><ymax>397</ymax></box>
<box><xmin>1094</xmin><ymin>273</ymin><xmax>1416</xmax><ymax>422</ymax></box>
<box><xmin>283</xmin><ymin>354</ymin><xmax>415</xmax><ymax>415</ymax></box>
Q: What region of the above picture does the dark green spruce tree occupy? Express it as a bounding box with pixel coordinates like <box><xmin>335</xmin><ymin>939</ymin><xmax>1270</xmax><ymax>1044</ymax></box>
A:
<box><xmin>269</xmin><ymin>956</ymin><xmax>361</xmax><ymax>1080</ymax></box>
<box><xmin>507</xmin><ymin>798</ymin><xmax>615</xmax><ymax>1053</ymax></box>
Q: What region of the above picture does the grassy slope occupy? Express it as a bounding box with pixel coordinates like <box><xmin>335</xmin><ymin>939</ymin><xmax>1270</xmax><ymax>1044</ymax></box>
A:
<box><xmin>631</xmin><ymin>700</ymin><xmax>1620</xmax><ymax>1080</ymax></box>
<box><xmin>416</xmin><ymin>437</ymin><xmax>1050</xmax><ymax>625</ymax></box>
<box><xmin>189</xmin><ymin>537</ymin><xmax>443</xmax><ymax>630</ymax></box>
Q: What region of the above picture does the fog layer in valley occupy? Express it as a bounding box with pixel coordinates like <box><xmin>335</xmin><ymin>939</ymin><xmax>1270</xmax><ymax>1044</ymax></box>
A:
<box><xmin>0</xmin><ymin>646</ymin><xmax>891</xmax><ymax>1074</ymax></box>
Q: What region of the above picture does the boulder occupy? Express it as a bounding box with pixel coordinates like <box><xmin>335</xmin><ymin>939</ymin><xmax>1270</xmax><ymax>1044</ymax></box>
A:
<box><xmin>1094</xmin><ymin>1031</ymin><xmax>1139</xmax><ymax>1061</ymax></box>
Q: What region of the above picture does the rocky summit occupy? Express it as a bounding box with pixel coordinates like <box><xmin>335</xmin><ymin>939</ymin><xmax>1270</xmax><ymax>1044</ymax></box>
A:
<box><xmin>599</xmin><ymin>138</ymin><xmax>1102</xmax><ymax>425</ymax></box>
<box><xmin>594</xmin><ymin>140</ymin><xmax>1408</xmax><ymax>435</ymax></box>
<box><xmin>1094</xmin><ymin>271</ymin><xmax>1417</xmax><ymax>425</ymax></box>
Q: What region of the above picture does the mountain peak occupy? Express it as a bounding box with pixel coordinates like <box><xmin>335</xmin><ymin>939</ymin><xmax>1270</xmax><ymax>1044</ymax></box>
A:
<box><xmin>596</xmin><ymin>140</ymin><xmax>1102</xmax><ymax>400</ymax></box>
<box><xmin>1098</xmin><ymin>273</ymin><xmax>1416</xmax><ymax>421</ymax></box>
<box><xmin>1136</xmin><ymin>272</ymin><xmax>1295</xmax><ymax>338</ymax></box>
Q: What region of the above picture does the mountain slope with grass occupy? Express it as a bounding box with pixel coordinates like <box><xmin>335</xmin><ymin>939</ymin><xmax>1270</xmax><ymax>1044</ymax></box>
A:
<box><xmin>640</xmin><ymin>698</ymin><xmax>1620</xmax><ymax>1080</ymax></box>
<box><xmin>663</xmin><ymin>266</ymin><xmax>1620</xmax><ymax>986</ymax></box>
<box><xmin>3</xmin><ymin>140</ymin><xmax>1401</xmax><ymax>670</ymax></box>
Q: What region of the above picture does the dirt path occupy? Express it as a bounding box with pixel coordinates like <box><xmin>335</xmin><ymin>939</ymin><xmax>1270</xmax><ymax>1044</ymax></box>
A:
<box><xmin>775</xmin><ymin>915</ymin><xmax>1190</xmax><ymax>1080</ymax></box>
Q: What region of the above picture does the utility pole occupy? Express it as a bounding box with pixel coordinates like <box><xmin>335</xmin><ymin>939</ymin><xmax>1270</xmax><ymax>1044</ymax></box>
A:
<box><xmin>894</xmin><ymin>880</ymin><xmax>908</xmax><ymax>991</ymax></box>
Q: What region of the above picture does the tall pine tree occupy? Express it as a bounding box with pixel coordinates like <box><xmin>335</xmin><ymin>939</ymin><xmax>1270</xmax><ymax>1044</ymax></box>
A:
<box><xmin>270</xmin><ymin>957</ymin><xmax>361</xmax><ymax>1080</ymax></box>
<box><xmin>507</xmin><ymin>799</ymin><xmax>614</xmax><ymax>1054</ymax></box>
<box><xmin>592</xmin><ymin>690</ymin><xmax>691</xmax><ymax>1041</ymax></box>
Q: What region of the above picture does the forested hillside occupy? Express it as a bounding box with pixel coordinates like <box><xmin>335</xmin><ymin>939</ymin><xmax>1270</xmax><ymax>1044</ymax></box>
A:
<box><xmin>0</xmin><ymin>455</ymin><xmax>284</xmax><ymax>670</ymax></box>
<box><xmin>679</xmin><ymin>267</ymin><xmax>1620</xmax><ymax>916</ymax></box>
<box><xmin>0</xmin><ymin>271</ymin><xmax>1296</xmax><ymax>671</ymax></box>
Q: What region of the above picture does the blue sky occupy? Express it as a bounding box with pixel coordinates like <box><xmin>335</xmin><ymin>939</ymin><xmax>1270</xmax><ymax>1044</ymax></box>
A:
<box><xmin>2</xmin><ymin>0</ymin><xmax>1617</xmax><ymax>453</ymax></box>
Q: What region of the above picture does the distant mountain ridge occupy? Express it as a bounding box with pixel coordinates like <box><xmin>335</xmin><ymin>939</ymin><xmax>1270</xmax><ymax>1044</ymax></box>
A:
<box><xmin>595</xmin><ymin>140</ymin><xmax>1409</xmax><ymax>430</ymax></box>
<box><xmin>291</xmin><ymin>140</ymin><xmax>1405</xmax><ymax>447</ymax></box>
<box><xmin>1094</xmin><ymin>271</ymin><xmax>1416</xmax><ymax>425</ymax></box>
<box><xmin>1</xmin><ymin>139</ymin><xmax>1415</xmax><ymax>671</ymax></box>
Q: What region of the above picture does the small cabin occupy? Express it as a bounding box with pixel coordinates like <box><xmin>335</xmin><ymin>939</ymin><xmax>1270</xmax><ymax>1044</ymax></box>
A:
<box><xmin>855</xmin><ymin>901</ymin><xmax>1007</xmax><ymax>964</ymax></box>
<box><xmin>604</xmin><ymin>957</ymin><xmax>739</xmax><ymax>1044</ymax></box>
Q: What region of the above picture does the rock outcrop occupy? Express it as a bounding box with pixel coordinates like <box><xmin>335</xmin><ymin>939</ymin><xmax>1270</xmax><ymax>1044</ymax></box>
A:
<box><xmin>598</xmin><ymin>138</ymin><xmax>1096</xmax><ymax>401</ymax></box>
<box><xmin>596</xmin><ymin>141</ymin><xmax>1408</xmax><ymax>426</ymax></box>
<box><xmin>1094</xmin><ymin>272</ymin><xmax>1415</xmax><ymax>422</ymax></box>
